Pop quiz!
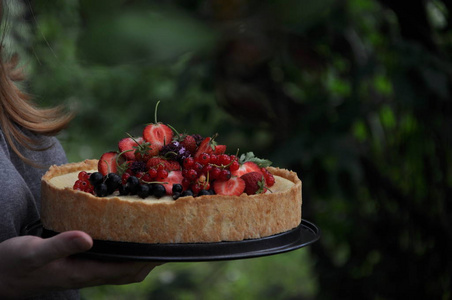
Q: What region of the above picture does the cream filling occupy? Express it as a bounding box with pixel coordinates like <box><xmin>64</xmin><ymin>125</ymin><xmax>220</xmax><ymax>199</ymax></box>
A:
<box><xmin>49</xmin><ymin>170</ymin><xmax>295</xmax><ymax>202</ymax></box>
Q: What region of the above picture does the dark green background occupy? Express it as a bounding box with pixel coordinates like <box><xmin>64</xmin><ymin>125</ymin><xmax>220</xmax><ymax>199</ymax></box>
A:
<box><xmin>4</xmin><ymin>0</ymin><xmax>451</xmax><ymax>299</ymax></box>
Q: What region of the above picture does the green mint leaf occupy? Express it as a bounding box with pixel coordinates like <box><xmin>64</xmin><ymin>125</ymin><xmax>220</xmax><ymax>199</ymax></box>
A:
<box><xmin>239</xmin><ymin>152</ymin><xmax>272</xmax><ymax>167</ymax></box>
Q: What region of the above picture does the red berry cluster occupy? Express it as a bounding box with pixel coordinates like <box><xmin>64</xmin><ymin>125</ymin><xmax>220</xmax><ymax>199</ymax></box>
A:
<box><xmin>73</xmin><ymin>171</ymin><xmax>94</xmax><ymax>193</ymax></box>
<box><xmin>121</xmin><ymin>163</ymin><xmax>171</xmax><ymax>185</ymax></box>
<box><xmin>181</xmin><ymin>153</ymin><xmax>239</xmax><ymax>195</ymax></box>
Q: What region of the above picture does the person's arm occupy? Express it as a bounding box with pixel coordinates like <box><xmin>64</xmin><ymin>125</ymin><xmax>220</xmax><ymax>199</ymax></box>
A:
<box><xmin>0</xmin><ymin>230</ymin><xmax>159</xmax><ymax>298</ymax></box>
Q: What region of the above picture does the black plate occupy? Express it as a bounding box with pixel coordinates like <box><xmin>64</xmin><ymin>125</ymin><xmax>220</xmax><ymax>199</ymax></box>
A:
<box><xmin>42</xmin><ymin>220</ymin><xmax>320</xmax><ymax>262</ymax></box>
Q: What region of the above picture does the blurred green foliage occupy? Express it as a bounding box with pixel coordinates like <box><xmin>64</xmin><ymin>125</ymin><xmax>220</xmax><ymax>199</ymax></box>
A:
<box><xmin>5</xmin><ymin>0</ymin><xmax>452</xmax><ymax>299</ymax></box>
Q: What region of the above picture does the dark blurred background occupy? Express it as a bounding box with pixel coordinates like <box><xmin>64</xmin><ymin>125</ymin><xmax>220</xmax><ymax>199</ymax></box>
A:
<box><xmin>4</xmin><ymin>0</ymin><xmax>451</xmax><ymax>299</ymax></box>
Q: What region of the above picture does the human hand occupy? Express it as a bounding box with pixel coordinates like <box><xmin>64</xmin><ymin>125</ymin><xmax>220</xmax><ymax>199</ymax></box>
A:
<box><xmin>0</xmin><ymin>231</ymin><xmax>160</xmax><ymax>298</ymax></box>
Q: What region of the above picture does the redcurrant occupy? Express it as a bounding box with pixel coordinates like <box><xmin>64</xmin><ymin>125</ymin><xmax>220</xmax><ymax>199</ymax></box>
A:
<box><xmin>219</xmin><ymin>169</ymin><xmax>231</xmax><ymax>181</ymax></box>
<box><xmin>210</xmin><ymin>167</ymin><xmax>221</xmax><ymax>180</ymax></box>
<box><xmin>148</xmin><ymin>168</ymin><xmax>158</xmax><ymax>179</ymax></box>
<box><xmin>191</xmin><ymin>183</ymin><xmax>202</xmax><ymax>195</ymax></box>
<box><xmin>186</xmin><ymin>169</ymin><xmax>198</xmax><ymax>181</ymax></box>
<box><xmin>78</xmin><ymin>171</ymin><xmax>89</xmax><ymax>181</ymax></box>
<box><xmin>196</xmin><ymin>153</ymin><xmax>211</xmax><ymax>165</ymax></box>
<box><xmin>229</xmin><ymin>160</ymin><xmax>240</xmax><ymax>172</ymax></box>
<box><xmin>202</xmin><ymin>164</ymin><xmax>213</xmax><ymax>175</ymax></box>
<box><xmin>209</xmin><ymin>154</ymin><xmax>219</xmax><ymax>165</ymax></box>
<box><xmin>183</xmin><ymin>157</ymin><xmax>195</xmax><ymax>169</ymax></box>
<box><xmin>218</xmin><ymin>154</ymin><xmax>231</xmax><ymax>166</ymax></box>
<box><xmin>193</xmin><ymin>162</ymin><xmax>203</xmax><ymax>173</ymax></box>
<box><xmin>157</xmin><ymin>169</ymin><xmax>169</xmax><ymax>180</ymax></box>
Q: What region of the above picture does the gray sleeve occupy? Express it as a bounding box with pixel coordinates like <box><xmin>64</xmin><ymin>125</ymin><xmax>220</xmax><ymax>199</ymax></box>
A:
<box><xmin>0</xmin><ymin>130</ymin><xmax>80</xmax><ymax>299</ymax></box>
<box><xmin>0</xmin><ymin>130</ymin><xmax>67</xmax><ymax>239</ymax></box>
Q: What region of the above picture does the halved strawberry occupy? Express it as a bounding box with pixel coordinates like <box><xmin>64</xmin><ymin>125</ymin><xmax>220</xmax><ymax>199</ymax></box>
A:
<box><xmin>212</xmin><ymin>177</ymin><xmax>246</xmax><ymax>196</ymax></box>
<box><xmin>118</xmin><ymin>136</ymin><xmax>146</xmax><ymax>161</ymax></box>
<box><xmin>241</xmin><ymin>172</ymin><xmax>267</xmax><ymax>195</ymax></box>
<box><xmin>162</xmin><ymin>170</ymin><xmax>183</xmax><ymax>195</ymax></box>
<box><xmin>230</xmin><ymin>161</ymin><xmax>263</xmax><ymax>178</ymax></box>
<box><xmin>194</xmin><ymin>137</ymin><xmax>214</xmax><ymax>158</ymax></box>
<box><xmin>143</xmin><ymin>123</ymin><xmax>173</xmax><ymax>156</ymax></box>
<box><xmin>98</xmin><ymin>151</ymin><xmax>125</xmax><ymax>176</ymax></box>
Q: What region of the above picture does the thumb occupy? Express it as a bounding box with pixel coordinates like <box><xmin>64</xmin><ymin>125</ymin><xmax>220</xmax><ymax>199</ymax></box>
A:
<box><xmin>32</xmin><ymin>231</ymin><xmax>93</xmax><ymax>266</ymax></box>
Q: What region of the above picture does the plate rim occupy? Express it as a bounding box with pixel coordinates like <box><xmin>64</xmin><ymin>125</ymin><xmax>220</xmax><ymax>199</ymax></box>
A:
<box><xmin>42</xmin><ymin>219</ymin><xmax>320</xmax><ymax>262</ymax></box>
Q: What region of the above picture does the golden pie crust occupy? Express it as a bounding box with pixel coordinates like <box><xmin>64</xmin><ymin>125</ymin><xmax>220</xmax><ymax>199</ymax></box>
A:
<box><xmin>41</xmin><ymin>159</ymin><xmax>302</xmax><ymax>244</ymax></box>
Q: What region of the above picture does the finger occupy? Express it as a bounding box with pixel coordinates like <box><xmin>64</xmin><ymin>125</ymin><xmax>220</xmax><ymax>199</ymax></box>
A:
<box><xmin>30</xmin><ymin>231</ymin><xmax>93</xmax><ymax>267</ymax></box>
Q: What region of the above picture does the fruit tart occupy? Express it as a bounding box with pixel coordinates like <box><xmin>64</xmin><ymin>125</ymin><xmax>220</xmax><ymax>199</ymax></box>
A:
<box><xmin>41</xmin><ymin>109</ymin><xmax>302</xmax><ymax>244</ymax></box>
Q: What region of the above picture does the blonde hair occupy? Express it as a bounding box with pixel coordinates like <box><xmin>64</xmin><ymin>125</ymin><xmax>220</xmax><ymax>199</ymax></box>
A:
<box><xmin>0</xmin><ymin>2</ymin><xmax>74</xmax><ymax>164</ymax></box>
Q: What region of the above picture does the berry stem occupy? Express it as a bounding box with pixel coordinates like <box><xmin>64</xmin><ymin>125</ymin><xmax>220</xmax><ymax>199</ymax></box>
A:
<box><xmin>167</xmin><ymin>123</ymin><xmax>180</xmax><ymax>137</ymax></box>
<box><xmin>154</xmin><ymin>100</ymin><xmax>160</xmax><ymax>123</ymax></box>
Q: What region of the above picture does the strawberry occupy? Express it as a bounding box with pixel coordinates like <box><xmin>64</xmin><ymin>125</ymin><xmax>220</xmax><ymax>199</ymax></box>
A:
<box><xmin>261</xmin><ymin>167</ymin><xmax>275</xmax><ymax>187</ymax></box>
<box><xmin>214</xmin><ymin>144</ymin><xmax>227</xmax><ymax>155</ymax></box>
<box><xmin>98</xmin><ymin>151</ymin><xmax>125</xmax><ymax>176</ymax></box>
<box><xmin>118</xmin><ymin>136</ymin><xmax>152</xmax><ymax>161</ymax></box>
<box><xmin>142</xmin><ymin>101</ymin><xmax>174</xmax><ymax>155</ymax></box>
<box><xmin>142</xmin><ymin>123</ymin><xmax>173</xmax><ymax>156</ymax></box>
<box><xmin>134</xmin><ymin>140</ymin><xmax>153</xmax><ymax>161</ymax></box>
<box><xmin>165</xmin><ymin>160</ymin><xmax>182</xmax><ymax>171</ymax></box>
<box><xmin>194</xmin><ymin>136</ymin><xmax>225</xmax><ymax>158</ymax></box>
<box><xmin>212</xmin><ymin>177</ymin><xmax>246</xmax><ymax>196</ymax></box>
<box><xmin>241</xmin><ymin>172</ymin><xmax>267</xmax><ymax>195</ymax></box>
<box><xmin>180</xmin><ymin>135</ymin><xmax>197</xmax><ymax>154</ymax></box>
<box><xmin>146</xmin><ymin>157</ymin><xmax>181</xmax><ymax>171</ymax></box>
<box><xmin>118</xmin><ymin>137</ymin><xmax>136</xmax><ymax>160</ymax></box>
<box><xmin>162</xmin><ymin>170</ymin><xmax>183</xmax><ymax>195</ymax></box>
<box><xmin>230</xmin><ymin>161</ymin><xmax>263</xmax><ymax>178</ymax></box>
<box><xmin>194</xmin><ymin>137</ymin><xmax>214</xmax><ymax>158</ymax></box>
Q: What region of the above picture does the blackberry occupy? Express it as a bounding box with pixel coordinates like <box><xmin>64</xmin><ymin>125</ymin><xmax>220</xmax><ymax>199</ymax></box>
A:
<box><xmin>89</xmin><ymin>172</ymin><xmax>104</xmax><ymax>186</ymax></box>
<box><xmin>130</xmin><ymin>161</ymin><xmax>147</xmax><ymax>174</ymax></box>
<box><xmin>152</xmin><ymin>184</ymin><xmax>166</xmax><ymax>198</ymax></box>
<box><xmin>118</xmin><ymin>184</ymin><xmax>129</xmax><ymax>195</ymax></box>
<box><xmin>137</xmin><ymin>184</ymin><xmax>150</xmax><ymax>199</ymax></box>
<box><xmin>198</xmin><ymin>189</ymin><xmax>211</xmax><ymax>196</ymax></box>
<box><xmin>172</xmin><ymin>184</ymin><xmax>183</xmax><ymax>194</ymax></box>
<box><xmin>127</xmin><ymin>176</ymin><xmax>140</xmax><ymax>195</ymax></box>
<box><xmin>94</xmin><ymin>183</ymin><xmax>108</xmax><ymax>197</ymax></box>
<box><xmin>181</xmin><ymin>190</ymin><xmax>194</xmax><ymax>197</ymax></box>
<box><xmin>105</xmin><ymin>173</ymin><xmax>121</xmax><ymax>193</ymax></box>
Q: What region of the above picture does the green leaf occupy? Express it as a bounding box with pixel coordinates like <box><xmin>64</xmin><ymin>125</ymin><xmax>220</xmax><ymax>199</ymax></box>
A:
<box><xmin>238</xmin><ymin>152</ymin><xmax>272</xmax><ymax>167</ymax></box>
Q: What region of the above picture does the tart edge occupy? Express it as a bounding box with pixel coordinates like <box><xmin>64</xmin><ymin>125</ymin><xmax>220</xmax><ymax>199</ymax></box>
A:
<box><xmin>41</xmin><ymin>160</ymin><xmax>302</xmax><ymax>243</ymax></box>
